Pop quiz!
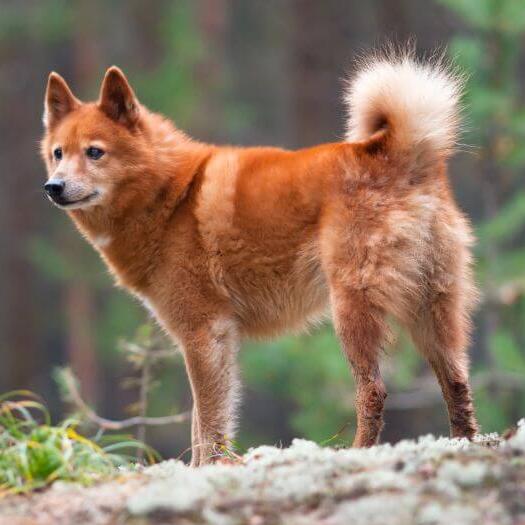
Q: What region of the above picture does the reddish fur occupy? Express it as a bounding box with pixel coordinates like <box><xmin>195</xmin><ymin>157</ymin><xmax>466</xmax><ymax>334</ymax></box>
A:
<box><xmin>41</xmin><ymin>61</ymin><xmax>478</xmax><ymax>465</ymax></box>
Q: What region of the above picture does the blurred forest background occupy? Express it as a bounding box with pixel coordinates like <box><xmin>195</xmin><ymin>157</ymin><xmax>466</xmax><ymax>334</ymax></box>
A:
<box><xmin>1</xmin><ymin>0</ymin><xmax>524</xmax><ymax>459</ymax></box>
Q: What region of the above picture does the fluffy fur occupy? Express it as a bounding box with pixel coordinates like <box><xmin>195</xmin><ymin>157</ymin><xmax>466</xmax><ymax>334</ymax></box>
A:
<box><xmin>41</xmin><ymin>52</ymin><xmax>479</xmax><ymax>466</ymax></box>
<box><xmin>346</xmin><ymin>52</ymin><xmax>462</xmax><ymax>156</ymax></box>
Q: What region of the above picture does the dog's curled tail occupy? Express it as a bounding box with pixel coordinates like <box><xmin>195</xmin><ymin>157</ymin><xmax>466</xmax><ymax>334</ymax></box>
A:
<box><xmin>345</xmin><ymin>50</ymin><xmax>463</xmax><ymax>168</ymax></box>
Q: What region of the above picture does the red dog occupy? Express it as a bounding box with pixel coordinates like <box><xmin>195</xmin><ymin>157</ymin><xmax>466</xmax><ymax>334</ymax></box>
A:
<box><xmin>41</xmin><ymin>51</ymin><xmax>478</xmax><ymax>465</ymax></box>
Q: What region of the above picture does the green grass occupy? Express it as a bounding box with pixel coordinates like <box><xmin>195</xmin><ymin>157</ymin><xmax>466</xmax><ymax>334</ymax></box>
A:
<box><xmin>0</xmin><ymin>391</ymin><xmax>156</xmax><ymax>495</ymax></box>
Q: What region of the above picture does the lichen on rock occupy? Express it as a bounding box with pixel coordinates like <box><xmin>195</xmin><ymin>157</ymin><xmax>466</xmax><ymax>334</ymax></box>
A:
<box><xmin>124</xmin><ymin>426</ymin><xmax>525</xmax><ymax>525</ymax></box>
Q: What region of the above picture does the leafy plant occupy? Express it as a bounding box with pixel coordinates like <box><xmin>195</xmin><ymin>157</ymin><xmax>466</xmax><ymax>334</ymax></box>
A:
<box><xmin>0</xmin><ymin>391</ymin><xmax>153</xmax><ymax>495</ymax></box>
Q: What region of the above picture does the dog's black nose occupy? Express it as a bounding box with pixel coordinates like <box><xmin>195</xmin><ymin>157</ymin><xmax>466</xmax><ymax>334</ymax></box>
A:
<box><xmin>44</xmin><ymin>180</ymin><xmax>65</xmax><ymax>199</ymax></box>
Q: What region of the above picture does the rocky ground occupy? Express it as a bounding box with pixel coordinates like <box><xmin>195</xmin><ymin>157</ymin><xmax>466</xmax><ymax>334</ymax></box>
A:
<box><xmin>1</xmin><ymin>421</ymin><xmax>524</xmax><ymax>525</ymax></box>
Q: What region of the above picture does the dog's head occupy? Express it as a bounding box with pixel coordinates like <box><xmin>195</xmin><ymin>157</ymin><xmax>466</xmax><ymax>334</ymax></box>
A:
<box><xmin>41</xmin><ymin>67</ymin><xmax>150</xmax><ymax>211</ymax></box>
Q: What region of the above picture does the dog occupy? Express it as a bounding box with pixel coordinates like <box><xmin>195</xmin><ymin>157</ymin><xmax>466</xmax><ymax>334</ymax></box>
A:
<box><xmin>41</xmin><ymin>50</ymin><xmax>479</xmax><ymax>466</ymax></box>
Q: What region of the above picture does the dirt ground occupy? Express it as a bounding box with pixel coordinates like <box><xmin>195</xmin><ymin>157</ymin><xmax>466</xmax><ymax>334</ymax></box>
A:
<box><xmin>1</xmin><ymin>422</ymin><xmax>524</xmax><ymax>525</ymax></box>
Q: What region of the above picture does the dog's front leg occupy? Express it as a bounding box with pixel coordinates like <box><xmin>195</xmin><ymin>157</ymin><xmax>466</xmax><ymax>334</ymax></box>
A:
<box><xmin>181</xmin><ymin>317</ymin><xmax>241</xmax><ymax>466</ymax></box>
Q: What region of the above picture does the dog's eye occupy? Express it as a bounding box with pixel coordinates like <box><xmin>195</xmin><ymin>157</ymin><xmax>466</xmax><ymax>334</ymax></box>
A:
<box><xmin>53</xmin><ymin>147</ymin><xmax>62</xmax><ymax>161</ymax></box>
<box><xmin>86</xmin><ymin>146</ymin><xmax>105</xmax><ymax>160</ymax></box>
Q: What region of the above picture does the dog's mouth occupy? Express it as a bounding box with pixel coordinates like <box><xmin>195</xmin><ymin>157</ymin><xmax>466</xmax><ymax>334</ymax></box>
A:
<box><xmin>50</xmin><ymin>191</ymin><xmax>100</xmax><ymax>210</ymax></box>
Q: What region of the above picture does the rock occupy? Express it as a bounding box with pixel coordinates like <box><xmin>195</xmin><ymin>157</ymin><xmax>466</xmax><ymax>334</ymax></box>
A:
<box><xmin>1</xmin><ymin>426</ymin><xmax>524</xmax><ymax>525</ymax></box>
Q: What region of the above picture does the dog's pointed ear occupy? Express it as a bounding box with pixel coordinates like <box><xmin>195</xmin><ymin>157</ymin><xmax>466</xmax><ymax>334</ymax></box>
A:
<box><xmin>44</xmin><ymin>72</ymin><xmax>80</xmax><ymax>128</ymax></box>
<box><xmin>98</xmin><ymin>66</ymin><xmax>140</xmax><ymax>128</ymax></box>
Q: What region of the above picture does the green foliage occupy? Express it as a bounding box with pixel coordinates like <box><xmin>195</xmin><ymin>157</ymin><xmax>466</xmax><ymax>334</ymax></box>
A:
<box><xmin>0</xmin><ymin>1</ymin><xmax>73</xmax><ymax>43</ymax></box>
<box><xmin>385</xmin><ymin>332</ymin><xmax>421</xmax><ymax>390</ymax></box>
<box><xmin>477</xmin><ymin>193</ymin><xmax>525</xmax><ymax>248</ymax></box>
<box><xmin>97</xmin><ymin>295</ymin><xmax>144</xmax><ymax>365</ymax></box>
<box><xmin>490</xmin><ymin>332</ymin><xmax>525</xmax><ymax>374</ymax></box>
<box><xmin>135</xmin><ymin>1</ymin><xmax>204</xmax><ymax>127</ymax></box>
<box><xmin>440</xmin><ymin>0</ymin><xmax>525</xmax><ymax>34</ymax></box>
<box><xmin>0</xmin><ymin>392</ymin><xmax>149</xmax><ymax>495</ymax></box>
<box><xmin>28</xmin><ymin>237</ymin><xmax>73</xmax><ymax>283</ymax></box>
<box><xmin>243</xmin><ymin>326</ymin><xmax>354</xmax><ymax>443</ymax></box>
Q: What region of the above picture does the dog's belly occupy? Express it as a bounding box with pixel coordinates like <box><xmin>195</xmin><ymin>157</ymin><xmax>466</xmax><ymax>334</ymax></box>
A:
<box><xmin>230</xmin><ymin>273</ymin><xmax>330</xmax><ymax>339</ymax></box>
<box><xmin>220</xmin><ymin>246</ymin><xmax>330</xmax><ymax>339</ymax></box>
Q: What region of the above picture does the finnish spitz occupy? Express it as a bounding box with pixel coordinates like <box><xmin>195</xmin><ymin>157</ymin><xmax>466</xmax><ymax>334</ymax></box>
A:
<box><xmin>41</xmin><ymin>50</ymin><xmax>478</xmax><ymax>465</ymax></box>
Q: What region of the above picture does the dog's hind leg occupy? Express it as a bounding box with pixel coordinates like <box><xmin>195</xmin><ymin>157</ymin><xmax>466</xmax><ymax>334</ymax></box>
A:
<box><xmin>409</xmin><ymin>292</ymin><xmax>478</xmax><ymax>439</ymax></box>
<box><xmin>331</xmin><ymin>287</ymin><xmax>388</xmax><ymax>447</ymax></box>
